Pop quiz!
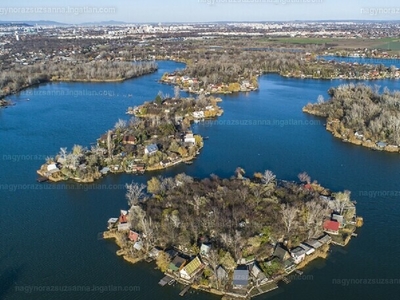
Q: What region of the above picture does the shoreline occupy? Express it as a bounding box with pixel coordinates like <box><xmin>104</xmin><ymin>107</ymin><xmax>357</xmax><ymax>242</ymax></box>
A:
<box><xmin>303</xmin><ymin>107</ymin><xmax>400</xmax><ymax>154</ymax></box>
<box><xmin>104</xmin><ymin>176</ymin><xmax>362</xmax><ymax>299</ymax></box>
<box><xmin>0</xmin><ymin>67</ymin><xmax>157</xmax><ymax>101</ymax></box>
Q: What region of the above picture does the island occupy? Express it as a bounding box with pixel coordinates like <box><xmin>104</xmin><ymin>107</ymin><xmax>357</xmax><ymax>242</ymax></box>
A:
<box><xmin>303</xmin><ymin>83</ymin><xmax>400</xmax><ymax>153</ymax></box>
<box><xmin>104</xmin><ymin>170</ymin><xmax>363</xmax><ymax>299</ymax></box>
<box><xmin>159</xmin><ymin>49</ymin><xmax>399</xmax><ymax>95</ymax></box>
<box><xmin>0</xmin><ymin>60</ymin><xmax>157</xmax><ymax>103</ymax></box>
<box><xmin>37</xmin><ymin>92</ymin><xmax>223</xmax><ymax>183</ymax></box>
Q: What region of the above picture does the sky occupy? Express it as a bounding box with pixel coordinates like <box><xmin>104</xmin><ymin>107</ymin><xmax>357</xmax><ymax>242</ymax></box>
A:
<box><xmin>0</xmin><ymin>0</ymin><xmax>399</xmax><ymax>23</ymax></box>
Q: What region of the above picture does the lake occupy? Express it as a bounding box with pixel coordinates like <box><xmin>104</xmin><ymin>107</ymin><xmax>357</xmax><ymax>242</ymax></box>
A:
<box><xmin>1</xmin><ymin>60</ymin><xmax>400</xmax><ymax>300</ymax></box>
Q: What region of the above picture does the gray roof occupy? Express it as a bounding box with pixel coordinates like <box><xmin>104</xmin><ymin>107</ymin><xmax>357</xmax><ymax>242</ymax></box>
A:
<box><xmin>216</xmin><ymin>266</ymin><xmax>227</xmax><ymax>280</ymax></box>
<box><xmin>291</xmin><ymin>246</ymin><xmax>306</xmax><ymax>257</ymax></box>
<box><xmin>273</xmin><ymin>245</ymin><xmax>289</xmax><ymax>261</ymax></box>
<box><xmin>305</xmin><ymin>239</ymin><xmax>323</xmax><ymax>249</ymax></box>
<box><xmin>233</xmin><ymin>269</ymin><xmax>249</xmax><ymax>287</ymax></box>
<box><xmin>376</xmin><ymin>141</ymin><xmax>387</xmax><ymax>148</ymax></box>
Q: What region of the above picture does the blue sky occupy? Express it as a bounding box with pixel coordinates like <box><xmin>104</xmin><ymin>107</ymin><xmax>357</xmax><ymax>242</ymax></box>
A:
<box><xmin>0</xmin><ymin>0</ymin><xmax>399</xmax><ymax>23</ymax></box>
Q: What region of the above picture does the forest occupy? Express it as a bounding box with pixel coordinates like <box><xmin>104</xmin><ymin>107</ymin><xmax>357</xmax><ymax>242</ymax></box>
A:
<box><xmin>125</xmin><ymin>170</ymin><xmax>352</xmax><ymax>264</ymax></box>
<box><xmin>303</xmin><ymin>83</ymin><xmax>400</xmax><ymax>145</ymax></box>
<box><xmin>0</xmin><ymin>60</ymin><xmax>157</xmax><ymax>99</ymax></box>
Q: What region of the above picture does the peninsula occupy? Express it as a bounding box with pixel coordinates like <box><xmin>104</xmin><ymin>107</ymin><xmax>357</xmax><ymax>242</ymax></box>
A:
<box><xmin>303</xmin><ymin>83</ymin><xmax>400</xmax><ymax>153</ymax></box>
<box><xmin>104</xmin><ymin>170</ymin><xmax>363</xmax><ymax>299</ymax></box>
<box><xmin>37</xmin><ymin>92</ymin><xmax>223</xmax><ymax>183</ymax></box>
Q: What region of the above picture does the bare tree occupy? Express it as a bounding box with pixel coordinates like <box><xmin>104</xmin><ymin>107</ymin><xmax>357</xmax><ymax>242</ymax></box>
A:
<box><xmin>262</xmin><ymin>170</ymin><xmax>276</xmax><ymax>185</ymax></box>
<box><xmin>126</xmin><ymin>182</ymin><xmax>146</xmax><ymax>206</ymax></box>
<box><xmin>174</xmin><ymin>85</ymin><xmax>180</xmax><ymax>99</ymax></box>
<box><xmin>280</xmin><ymin>204</ymin><xmax>298</xmax><ymax>234</ymax></box>
<box><xmin>114</xmin><ymin>118</ymin><xmax>127</xmax><ymax>130</ymax></box>
<box><xmin>298</xmin><ymin>172</ymin><xmax>311</xmax><ymax>184</ymax></box>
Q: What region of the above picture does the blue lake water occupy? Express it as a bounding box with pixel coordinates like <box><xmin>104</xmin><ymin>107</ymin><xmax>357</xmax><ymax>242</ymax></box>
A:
<box><xmin>1</xmin><ymin>60</ymin><xmax>400</xmax><ymax>299</ymax></box>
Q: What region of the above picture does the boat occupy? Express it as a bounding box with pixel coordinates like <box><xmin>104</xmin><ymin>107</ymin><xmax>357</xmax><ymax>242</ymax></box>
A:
<box><xmin>203</xmin><ymin>136</ymin><xmax>209</xmax><ymax>140</ymax></box>
<box><xmin>185</xmin><ymin>161</ymin><xmax>193</xmax><ymax>165</ymax></box>
<box><xmin>168</xmin><ymin>279</ymin><xmax>176</xmax><ymax>285</ymax></box>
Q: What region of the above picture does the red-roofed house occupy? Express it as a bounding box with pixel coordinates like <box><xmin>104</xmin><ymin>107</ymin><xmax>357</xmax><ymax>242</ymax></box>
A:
<box><xmin>323</xmin><ymin>220</ymin><xmax>340</xmax><ymax>235</ymax></box>
<box><xmin>119</xmin><ymin>214</ymin><xmax>128</xmax><ymax>224</ymax></box>
<box><xmin>129</xmin><ymin>230</ymin><xmax>139</xmax><ymax>242</ymax></box>
<box><xmin>304</xmin><ymin>183</ymin><xmax>313</xmax><ymax>191</ymax></box>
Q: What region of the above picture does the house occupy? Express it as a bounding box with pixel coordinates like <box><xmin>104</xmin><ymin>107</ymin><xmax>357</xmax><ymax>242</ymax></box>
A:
<box><xmin>117</xmin><ymin>223</ymin><xmax>130</xmax><ymax>231</ymax></box>
<box><xmin>184</xmin><ymin>133</ymin><xmax>196</xmax><ymax>144</ymax></box>
<box><xmin>376</xmin><ymin>141</ymin><xmax>387</xmax><ymax>148</ymax></box>
<box><xmin>107</xmin><ymin>218</ymin><xmax>118</xmax><ymax>228</ymax></box>
<box><xmin>249</xmin><ymin>263</ymin><xmax>268</xmax><ymax>285</ymax></box>
<box><xmin>299</xmin><ymin>243</ymin><xmax>315</xmax><ymax>255</ymax></box>
<box><xmin>273</xmin><ymin>244</ymin><xmax>291</xmax><ymax>261</ymax></box>
<box><xmin>123</xmin><ymin>135</ymin><xmax>136</xmax><ymax>145</ymax></box>
<box><xmin>332</xmin><ymin>214</ymin><xmax>344</xmax><ymax>228</ymax></box>
<box><xmin>168</xmin><ymin>256</ymin><xmax>187</xmax><ymax>272</ymax></box>
<box><xmin>233</xmin><ymin>266</ymin><xmax>249</xmax><ymax>289</ymax></box>
<box><xmin>318</xmin><ymin>234</ymin><xmax>332</xmax><ymax>245</ymax></box>
<box><xmin>290</xmin><ymin>247</ymin><xmax>306</xmax><ymax>264</ymax></box>
<box><xmin>148</xmin><ymin>248</ymin><xmax>160</xmax><ymax>259</ymax></box>
<box><xmin>323</xmin><ymin>220</ymin><xmax>340</xmax><ymax>235</ymax></box>
<box><xmin>160</xmin><ymin>159</ymin><xmax>170</xmax><ymax>167</ymax></box>
<box><xmin>179</xmin><ymin>256</ymin><xmax>204</xmax><ymax>281</ymax></box>
<box><xmin>128</xmin><ymin>230</ymin><xmax>139</xmax><ymax>242</ymax></box>
<box><xmin>200</xmin><ymin>243</ymin><xmax>211</xmax><ymax>257</ymax></box>
<box><xmin>119</xmin><ymin>214</ymin><xmax>128</xmax><ymax>224</ymax></box>
<box><xmin>100</xmin><ymin>167</ymin><xmax>110</xmax><ymax>175</ymax></box>
<box><xmin>133</xmin><ymin>241</ymin><xmax>143</xmax><ymax>251</ymax></box>
<box><xmin>354</xmin><ymin>131</ymin><xmax>364</xmax><ymax>139</ymax></box>
<box><xmin>46</xmin><ymin>163</ymin><xmax>59</xmax><ymax>173</ymax></box>
<box><xmin>216</xmin><ymin>266</ymin><xmax>227</xmax><ymax>282</ymax></box>
<box><xmin>145</xmin><ymin>143</ymin><xmax>158</xmax><ymax>155</ymax></box>
<box><xmin>193</xmin><ymin>111</ymin><xmax>205</xmax><ymax>119</ymax></box>
<box><xmin>304</xmin><ymin>239</ymin><xmax>323</xmax><ymax>250</ymax></box>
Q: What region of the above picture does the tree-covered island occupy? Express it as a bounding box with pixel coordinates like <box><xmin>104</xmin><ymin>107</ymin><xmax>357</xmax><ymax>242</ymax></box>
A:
<box><xmin>104</xmin><ymin>170</ymin><xmax>363</xmax><ymax>299</ymax></box>
<box><xmin>37</xmin><ymin>92</ymin><xmax>223</xmax><ymax>183</ymax></box>
<box><xmin>303</xmin><ymin>83</ymin><xmax>400</xmax><ymax>153</ymax></box>
<box><xmin>160</xmin><ymin>51</ymin><xmax>399</xmax><ymax>95</ymax></box>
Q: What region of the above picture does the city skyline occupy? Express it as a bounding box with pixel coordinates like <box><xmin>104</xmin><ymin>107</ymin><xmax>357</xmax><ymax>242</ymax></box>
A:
<box><xmin>0</xmin><ymin>0</ymin><xmax>400</xmax><ymax>24</ymax></box>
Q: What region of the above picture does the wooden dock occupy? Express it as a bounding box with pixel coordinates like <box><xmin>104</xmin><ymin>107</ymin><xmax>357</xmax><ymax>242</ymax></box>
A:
<box><xmin>179</xmin><ymin>285</ymin><xmax>190</xmax><ymax>296</ymax></box>
<box><xmin>37</xmin><ymin>176</ymin><xmax>48</xmax><ymax>183</ymax></box>
<box><xmin>158</xmin><ymin>275</ymin><xmax>174</xmax><ymax>287</ymax></box>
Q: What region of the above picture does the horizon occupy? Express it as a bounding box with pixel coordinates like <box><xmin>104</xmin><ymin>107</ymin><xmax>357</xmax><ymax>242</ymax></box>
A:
<box><xmin>0</xmin><ymin>0</ymin><xmax>399</xmax><ymax>24</ymax></box>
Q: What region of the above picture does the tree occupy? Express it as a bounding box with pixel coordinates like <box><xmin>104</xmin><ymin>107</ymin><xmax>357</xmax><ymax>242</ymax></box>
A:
<box><xmin>298</xmin><ymin>172</ymin><xmax>311</xmax><ymax>184</ymax></box>
<box><xmin>156</xmin><ymin>251</ymin><xmax>171</xmax><ymax>273</ymax></box>
<box><xmin>114</xmin><ymin>118</ymin><xmax>127</xmax><ymax>130</ymax></box>
<box><xmin>147</xmin><ymin>177</ymin><xmax>161</xmax><ymax>195</ymax></box>
<box><xmin>280</xmin><ymin>203</ymin><xmax>298</xmax><ymax>234</ymax></box>
<box><xmin>125</xmin><ymin>182</ymin><xmax>146</xmax><ymax>206</ymax></box>
<box><xmin>262</xmin><ymin>170</ymin><xmax>276</xmax><ymax>185</ymax></box>
<box><xmin>174</xmin><ymin>85</ymin><xmax>180</xmax><ymax>99</ymax></box>
<box><xmin>59</xmin><ymin>147</ymin><xmax>67</xmax><ymax>159</ymax></box>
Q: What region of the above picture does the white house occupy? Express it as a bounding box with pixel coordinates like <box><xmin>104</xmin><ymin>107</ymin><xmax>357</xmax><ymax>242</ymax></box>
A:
<box><xmin>193</xmin><ymin>111</ymin><xmax>205</xmax><ymax>119</ymax></box>
<box><xmin>184</xmin><ymin>133</ymin><xmax>196</xmax><ymax>144</ymax></box>
<box><xmin>290</xmin><ymin>247</ymin><xmax>306</xmax><ymax>264</ymax></box>
<box><xmin>145</xmin><ymin>144</ymin><xmax>158</xmax><ymax>155</ymax></box>
<box><xmin>179</xmin><ymin>257</ymin><xmax>203</xmax><ymax>280</ymax></box>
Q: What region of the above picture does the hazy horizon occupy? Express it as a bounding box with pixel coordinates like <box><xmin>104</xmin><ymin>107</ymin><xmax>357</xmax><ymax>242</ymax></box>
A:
<box><xmin>0</xmin><ymin>0</ymin><xmax>399</xmax><ymax>24</ymax></box>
